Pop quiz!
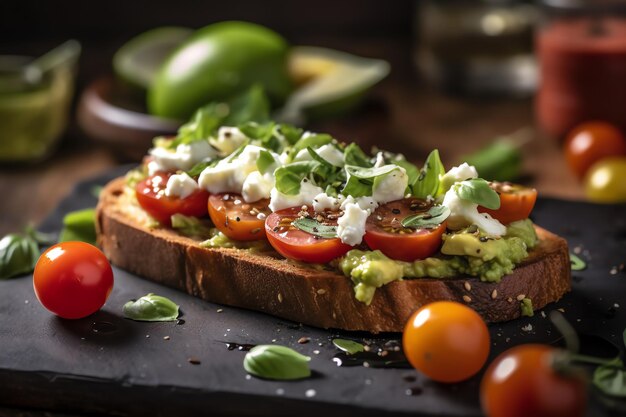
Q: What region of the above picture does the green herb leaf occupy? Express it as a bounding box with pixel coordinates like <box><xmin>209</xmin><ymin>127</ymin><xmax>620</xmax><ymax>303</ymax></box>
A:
<box><xmin>274</xmin><ymin>161</ymin><xmax>319</xmax><ymax>195</ymax></box>
<box><xmin>401</xmin><ymin>205</ymin><xmax>450</xmax><ymax>229</ymax></box>
<box><xmin>393</xmin><ymin>158</ymin><xmax>420</xmax><ymax>192</ymax></box>
<box><xmin>25</xmin><ymin>225</ymin><xmax>57</xmax><ymax>246</ymax></box>
<box><xmin>332</xmin><ymin>338</ymin><xmax>365</xmax><ymax>355</ymax></box>
<box><xmin>569</xmin><ymin>253</ymin><xmax>586</xmax><ymax>271</ymax></box>
<box><xmin>306</xmin><ymin>146</ymin><xmax>335</xmax><ymax>167</ymax></box>
<box><xmin>225</xmin><ymin>84</ymin><xmax>270</xmax><ymax>126</ymax></box>
<box><xmin>171</xmin><ymin>214</ymin><xmax>213</xmax><ymax>239</ymax></box>
<box><xmin>187</xmin><ymin>160</ymin><xmax>217</xmax><ymax>178</ymax></box>
<box><xmin>593</xmin><ymin>357</ymin><xmax>626</xmax><ymax>398</ymax></box>
<box><xmin>345</xmin><ymin>164</ymin><xmax>398</xmax><ymax>179</ymax></box>
<box><xmin>292</xmin><ymin>217</ymin><xmax>338</xmax><ymax>239</ymax></box>
<box><xmin>287</xmin><ymin>133</ymin><xmax>333</xmax><ymax>163</ymax></box>
<box><xmin>59</xmin><ymin>208</ymin><xmax>97</xmax><ymax>245</ymax></box>
<box><xmin>412</xmin><ymin>149</ymin><xmax>445</xmax><ymax>199</ymax></box>
<box><xmin>343</xmin><ymin>143</ymin><xmax>373</xmax><ymax>167</ymax></box>
<box><xmin>123</xmin><ymin>293</ymin><xmax>180</xmax><ymax>322</ymax></box>
<box><xmin>256</xmin><ymin>149</ymin><xmax>277</xmax><ymax>175</ymax></box>
<box><xmin>341</xmin><ymin>164</ymin><xmax>400</xmax><ymax>198</ymax></box>
<box><xmin>0</xmin><ymin>233</ymin><xmax>39</xmax><ymax>279</ymax></box>
<box><xmin>454</xmin><ymin>178</ymin><xmax>501</xmax><ymax>210</ymax></box>
<box><xmin>243</xmin><ymin>345</ymin><xmax>311</xmax><ymax>380</ymax></box>
<box><xmin>277</xmin><ymin>124</ymin><xmax>304</xmax><ymax>145</ymax></box>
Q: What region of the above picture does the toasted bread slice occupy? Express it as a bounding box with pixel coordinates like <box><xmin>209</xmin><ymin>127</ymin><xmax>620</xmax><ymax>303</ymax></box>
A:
<box><xmin>96</xmin><ymin>177</ymin><xmax>571</xmax><ymax>333</ymax></box>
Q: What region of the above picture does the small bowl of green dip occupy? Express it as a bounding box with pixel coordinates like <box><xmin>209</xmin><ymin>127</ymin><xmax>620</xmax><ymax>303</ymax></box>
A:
<box><xmin>0</xmin><ymin>55</ymin><xmax>75</xmax><ymax>163</ymax></box>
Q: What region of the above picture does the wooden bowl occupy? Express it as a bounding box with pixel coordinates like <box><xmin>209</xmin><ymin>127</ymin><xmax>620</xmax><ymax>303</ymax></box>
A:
<box><xmin>77</xmin><ymin>77</ymin><xmax>181</xmax><ymax>161</ymax></box>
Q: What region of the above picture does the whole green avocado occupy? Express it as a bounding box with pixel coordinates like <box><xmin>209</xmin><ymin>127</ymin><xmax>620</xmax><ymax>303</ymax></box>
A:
<box><xmin>148</xmin><ymin>21</ymin><xmax>292</xmax><ymax>120</ymax></box>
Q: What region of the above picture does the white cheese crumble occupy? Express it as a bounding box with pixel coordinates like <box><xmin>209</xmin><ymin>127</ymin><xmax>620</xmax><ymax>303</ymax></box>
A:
<box><xmin>337</xmin><ymin>200</ymin><xmax>370</xmax><ymax>246</ymax></box>
<box><xmin>294</xmin><ymin>144</ymin><xmax>344</xmax><ymax>167</ymax></box>
<box><xmin>372</xmin><ymin>167</ymin><xmax>408</xmax><ymax>204</ymax></box>
<box><xmin>150</xmin><ymin>140</ymin><xmax>217</xmax><ymax>172</ymax></box>
<box><xmin>442</xmin><ymin>186</ymin><xmax>506</xmax><ymax>236</ymax></box>
<box><xmin>198</xmin><ymin>145</ymin><xmax>280</xmax><ymax>202</ymax></box>
<box><xmin>312</xmin><ymin>193</ymin><xmax>342</xmax><ymax>212</ymax></box>
<box><xmin>269</xmin><ymin>180</ymin><xmax>324</xmax><ymax>212</ymax></box>
<box><xmin>440</xmin><ymin>163</ymin><xmax>478</xmax><ymax>192</ymax></box>
<box><xmin>164</xmin><ymin>172</ymin><xmax>199</xmax><ymax>199</ymax></box>
<box><xmin>210</xmin><ymin>126</ymin><xmax>248</xmax><ymax>156</ymax></box>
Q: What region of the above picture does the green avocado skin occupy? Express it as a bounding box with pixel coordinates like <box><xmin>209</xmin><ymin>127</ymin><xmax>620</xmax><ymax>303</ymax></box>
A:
<box><xmin>148</xmin><ymin>21</ymin><xmax>292</xmax><ymax>120</ymax></box>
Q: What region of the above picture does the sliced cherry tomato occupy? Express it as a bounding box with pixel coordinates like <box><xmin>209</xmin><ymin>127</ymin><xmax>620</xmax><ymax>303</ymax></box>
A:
<box><xmin>208</xmin><ymin>193</ymin><xmax>271</xmax><ymax>241</ymax></box>
<box><xmin>135</xmin><ymin>172</ymin><xmax>209</xmax><ymax>226</ymax></box>
<box><xmin>564</xmin><ymin>121</ymin><xmax>626</xmax><ymax>179</ymax></box>
<box><xmin>265</xmin><ymin>206</ymin><xmax>352</xmax><ymax>263</ymax></box>
<box><xmin>481</xmin><ymin>344</ymin><xmax>587</xmax><ymax>417</ymax></box>
<box><xmin>479</xmin><ymin>182</ymin><xmax>537</xmax><ymax>225</ymax></box>
<box><xmin>33</xmin><ymin>242</ymin><xmax>114</xmax><ymax>319</ymax></box>
<box><xmin>364</xmin><ymin>198</ymin><xmax>446</xmax><ymax>262</ymax></box>
<box><xmin>403</xmin><ymin>301</ymin><xmax>490</xmax><ymax>383</ymax></box>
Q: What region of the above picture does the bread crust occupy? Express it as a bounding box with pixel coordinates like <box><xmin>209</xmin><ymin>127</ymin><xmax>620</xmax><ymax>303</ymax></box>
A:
<box><xmin>97</xmin><ymin>178</ymin><xmax>571</xmax><ymax>333</ymax></box>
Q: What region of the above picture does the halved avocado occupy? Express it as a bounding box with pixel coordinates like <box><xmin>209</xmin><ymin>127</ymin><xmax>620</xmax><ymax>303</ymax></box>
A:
<box><xmin>277</xmin><ymin>46</ymin><xmax>390</xmax><ymax>124</ymax></box>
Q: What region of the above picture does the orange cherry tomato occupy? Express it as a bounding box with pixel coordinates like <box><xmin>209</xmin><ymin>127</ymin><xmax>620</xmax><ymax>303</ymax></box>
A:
<box><xmin>403</xmin><ymin>301</ymin><xmax>490</xmax><ymax>383</ymax></box>
<box><xmin>208</xmin><ymin>193</ymin><xmax>271</xmax><ymax>241</ymax></box>
<box><xmin>564</xmin><ymin>121</ymin><xmax>626</xmax><ymax>179</ymax></box>
<box><xmin>479</xmin><ymin>182</ymin><xmax>537</xmax><ymax>225</ymax></box>
<box><xmin>135</xmin><ymin>172</ymin><xmax>209</xmax><ymax>226</ymax></box>
<box><xmin>34</xmin><ymin>242</ymin><xmax>114</xmax><ymax>319</ymax></box>
<box><xmin>364</xmin><ymin>198</ymin><xmax>446</xmax><ymax>261</ymax></box>
<box><xmin>481</xmin><ymin>344</ymin><xmax>587</xmax><ymax>417</ymax></box>
<box><xmin>265</xmin><ymin>206</ymin><xmax>352</xmax><ymax>263</ymax></box>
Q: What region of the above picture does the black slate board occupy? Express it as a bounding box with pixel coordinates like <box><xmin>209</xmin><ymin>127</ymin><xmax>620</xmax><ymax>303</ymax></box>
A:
<box><xmin>1</xmin><ymin>166</ymin><xmax>625</xmax><ymax>417</ymax></box>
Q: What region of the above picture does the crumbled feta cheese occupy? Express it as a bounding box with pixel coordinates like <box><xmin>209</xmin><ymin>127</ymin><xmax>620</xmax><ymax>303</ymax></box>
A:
<box><xmin>147</xmin><ymin>160</ymin><xmax>161</xmax><ymax>176</ymax></box>
<box><xmin>242</xmin><ymin>171</ymin><xmax>274</xmax><ymax>202</ymax></box>
<box><xmin>337</xmin><ymin>201</ymin><xmax>370</xmax><ymax>246</ymax></box>
<box><xmin>440</xmin><ymin>163</ymin><xmax>478</xmax><ymax>192</ymax></box>
<box><xmin>374</xmin><ymin>152</ymin><xmax>385</xmax><ymax>168</ymax></box>
<box><xmin>372</xmin><ymin>167</ymin><xmax>408</xmax><ymax>204</ymax></box>
<box><xmin>164</xmin><ymin>172</ymin><xmax>199</xmax><ymax>199</ymax></box>
<box><xmin>211</xmin><ymin>127</ymin><xmax>248</xmax><ymax>156</ymax></box>
<box><xmin>198</xmin><ymin>145</ymin><xmax>279</xmax><ymax>201</ymax></box>
<box><xmin>442</xmin><ymin>187</ymin><xmax>506</xmax><ymax>236</ymax></box>
<box><xmin>312</xmin><ymin>193</ymin><xmax>342</xmax><ymax>212</ymax></box>
<box><xmin>269</xmin><ymin>180</ymin><xmax>325</xmax><ymax>212</ymax></box>
<box><xmin>150</xmin><ymin>140</ymin><xmax>217</xmax><ymax>172</ymax></box>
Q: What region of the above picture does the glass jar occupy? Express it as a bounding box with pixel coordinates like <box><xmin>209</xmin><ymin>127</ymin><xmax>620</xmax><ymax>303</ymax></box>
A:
<box><xmin>0</xmin><ymin>56</ymin><xmax>75</xmax><ymax>163</ymax></box>
<box><xmin>536</xmin><ymin>0</ymin><xmax>626</xmax><ymax>139</ymax></box>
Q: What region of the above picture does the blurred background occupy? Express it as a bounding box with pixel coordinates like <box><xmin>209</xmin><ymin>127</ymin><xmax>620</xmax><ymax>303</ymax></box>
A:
<box><xmin>2</xmin><ymin>0</ymin><xmax>626</xmax><ymax>235</ymax></box>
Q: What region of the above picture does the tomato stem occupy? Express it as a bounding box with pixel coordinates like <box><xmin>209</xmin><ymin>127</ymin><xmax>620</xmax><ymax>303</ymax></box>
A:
<box><xmin>549</xmin><ymin>311</ymin><xmax>580</xmax><ymax>354</ymax></box>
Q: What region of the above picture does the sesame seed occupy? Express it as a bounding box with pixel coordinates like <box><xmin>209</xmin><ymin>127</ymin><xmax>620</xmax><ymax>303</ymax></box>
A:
<box><xmin>462</xmin><ymin>295</ymin><xmax>472</xmax><ymax>303</ymax></box>
<box><xmin>507</xmin><ymin>297</ymin><xmax>513</xmax><ymax>303</ymax></box>
<box><xmin>464</xmin><ymin>282</ymin><xmax>471</xmax><ymax>291</ymax></box>
<box><xmin>298</xmin><ymin>337</ymin><xmax>310</xmax><ymax>344</ymax></box>
<box><xmin>516</xmin><ymin>294</ymin><xmax>526</xmax><ymax>301</ymax></box>
<box><xmin>277</xmin><ymin>293</ymin><xmax>283</xmax><ymax>303</ymax></box>
<box><xmin>316</xmin><ymin>289</ymin><xmax>326</xmax><ymax>295</ymax></box>
<box><xmin>491</xmin><ymin>289</ymin><xmax>498</xmax><ymax>299</ymax></box>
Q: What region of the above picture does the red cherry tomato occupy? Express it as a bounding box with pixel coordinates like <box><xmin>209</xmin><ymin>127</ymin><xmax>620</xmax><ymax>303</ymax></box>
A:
<box><xmin>564</xmin><ymin>121</ymin><xmax>626</xmax><ymax>179</ymax></box>
<box><xmin>364</xmin><ymin>198</ymin><xmax>446</xmax><ymax>261</ymax></box>
<box><xmin>33</xmin><ymin>242</ymin><xmax>114</xmax><ymax>319</ymax></box>
<box><xmin>265</xmin><ymin>206</ymin><xmax>352</xmax><ymax>263</ymax></box>
<box><xmin>481</xmin><ymin>344</ymin><xmax>587</xmax><ymax>417</ymax></box>
<box><xmin>208</xmin><ymin>193</ymin><xmax>271</xmax><ymax>241</ymax></box>
<box><xmin>479</xmin><ymin>182</ymin><xmax>537</xmax><ymax>225</ymax></box>
<box><xmin>135</xmin><ymin>172</ymin><xmax>209</xmax><ymax>226</ymax></box>
<box><xmin>403</xmin><ymin>301</ymin><xmax>490</xmax><ymax>383</ymax></box>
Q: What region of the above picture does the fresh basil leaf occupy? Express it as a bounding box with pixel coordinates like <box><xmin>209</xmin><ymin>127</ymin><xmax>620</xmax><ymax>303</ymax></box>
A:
<box><xmin>306</xmin><ymin>146</ymin><xmax>334</xmax><ymax>168</ymax></box>
<box><xmin>186</xmin><ymin>160</ymin><xmax>218</xmax><ymax>177</ymax></box>
<box><xmin>345</xmin><ymin>164</ymin><xmax>398</xmax><ymax>179</ymax></box>
<box><xmin>341</xmin><ymin>164</ymin><xmax>400</xmax><ymax>198</ymax></box>
<box><xmin>238</xmin><ymin>122</ymin><xmax>284</xmax><ymax>153</ymax></box>
<box><xmin>256</xmin><ymin>149</ymin><xmax>277</xmax><ymax>175</ymax></box>
<box><xmin>342</xmin><ymin>175</ymin><xmax>374</xmax><ymax>198</ymax></box>
<box><xmin>463</xmin><ymin>139</ymin><xmax>522</xmax><ymax>182</ymax></box>
<box><xmin>343</xmin><ymin>143</ymin><xmax>373</xmax><ymax>167</ymax></box>
<box><xmin>171</xmin><ymin>85</ymin><xmax>270</xmax><ymax>148</ymax></box>
<box><xmin>292</xmin><ymin>217</ymin><xmax>338</xmax><ymax>239</ymax></box>
<box><xmin>59</xmin><ymin>208</ymin><xmax>97</xmax><ymax>245</ymax></box>
<box><xmin>171</xmin><ymin>214</ymin><xmax>213</xmax><ymax>239</ymax></box>
<box><xmin>412</xmin><ymin>149</ymin><xmax>445</xmax><ymax>199</ymax></box>
<box><xmin>570</xmin><ymin>253</ymin><xmax>586</xmax><ymax>271</ymax></box>
<box><xmin>123</xmin><ymin>293</ymin><xmax>180</xmax><ymax>322</ymax></box>
<box><xmin>332</xmin><ymin>338</ymin><xmax>364</xmax><ymax>355</ymax></box>
<box><xmin>593</xmin><ymin>358</ymin><xmax>626</xmax><ymax>398</ymax></box>
<box><xmin>454</xmin><ymin>178</ymin><xmax>501</xmax><ymax>210</ymax></box>
<box><xmin>287</xmin><ymin>133</ymin><xmax>333</xmax><ymax>163</ymax></box>
<box><xmin>243</xmin><ymin>345</ymin><xmax>311</xmax><ymax>380</ymax></box>
<box><xmin>401</xmin><ymin>205</ymin><xmax>450</xmax><ymax>229</ymax></box>
<box><xmin>277</xmin><ymin>123</ymin><xmax>304</xmax><ymax>145</ymax></box>
<box><xmin>25</xmin><ymin>225</ymin><xmax>57</xmax><ymax>246</ymax></box>
<box><xmin>274</xmin><ymin>161</ymin><xmax>319</xmax><ymax>195</ymax></box>
<box><xmin>0</xmin><ymin>233</ymin><xmax>39</xmax><ymax>279</ymax></box>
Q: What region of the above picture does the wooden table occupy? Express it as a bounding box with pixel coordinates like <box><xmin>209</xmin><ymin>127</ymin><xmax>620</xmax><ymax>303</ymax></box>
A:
<box><xmin>0</xmin><ymin>81</ymin><xmax>582</xmax><ymax>237</ymax></box>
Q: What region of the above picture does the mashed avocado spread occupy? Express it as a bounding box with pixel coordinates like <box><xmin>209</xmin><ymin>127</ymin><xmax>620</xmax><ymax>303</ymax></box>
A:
<box><xmin>339</xmin><ymin>219</ymin><xmax>538</xmax><ymax>305</ymax></box>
